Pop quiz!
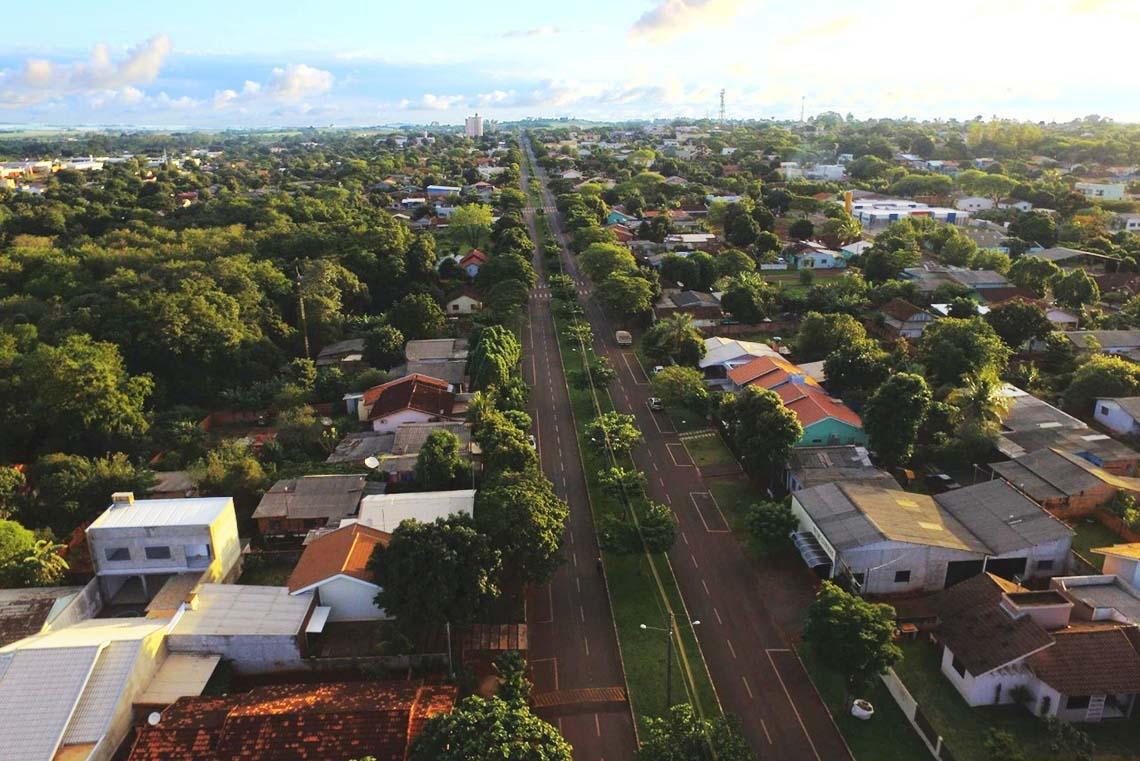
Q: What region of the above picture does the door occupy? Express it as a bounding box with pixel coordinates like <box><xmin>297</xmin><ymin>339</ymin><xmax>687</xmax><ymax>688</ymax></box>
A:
<box><xmin>986</xmin><ymin>557</ymin><xmax>1028</xmax><ymax>582</ymax></box>
<box><xmin>945</xmin><ymin>559</ymin><xmax>985</xmax><ymax>588</ymax></box>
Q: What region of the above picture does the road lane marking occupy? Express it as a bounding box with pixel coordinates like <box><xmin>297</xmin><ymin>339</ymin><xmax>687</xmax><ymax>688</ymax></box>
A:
<box><xmin>576</xmin><ymin>576</ymin><xmax>581</xmax><ymax>592</ymax></box>
<box><xmin>690</xmin><ymin>492</ymin><xmax>731</xmax><ymax>534</ymax></box>
<box><xmin>726</xmin><ymin>639</ymin><xmax>737</xmax><ymax>659</ymax></box>
<box><xmin>666</xmin><ymin>443</ymin><xmax>694</xmax><ymax>467</ymax></box>
<box><xmin>701</xmin><ymin>579</ymin><xmax>710</xmax><ymax>596</ymax></box>
<box><xmin>621</xmin><ymin>352</ymin><xmax>650</xmax><ymax>385</ymax></box>
<box><xmin>595</xmin><ymin>714</ymin><xmax>601</xmax><ymax>737</ymax></box>
<box><xmin>584</xmin><ymin>636</ymin><xmax>590</xmax><ymax>656</ymax></box>
<box><xmin>691</xmin><ymin>554</ymin><xmax>699</xmax><ymax>569</ymax></box>
<box><xmin>766</xmin><ymin>650</ymin><xmax>824</xmax><ymax>761</ymax></box>
<box><xmin>761</xmin><ymin>720</ymin><xmax>773</xmax><ymax>744</ymax></box>
<box><xmin>741</xmin><ymin>676</ymin><xmax>754</xmax><ymax>699</ymax></box>
<box><xmin>580</xmin><ymin>605</ymin><xmax>585</xmax><ymax>623</ymax></box>
<box><xmin>650</xmin><ymin>411</ymin><xmax>677</xmax><ymax>434</ymax></box>
<box><xmin>714</xmin><ymin>608</ymin><xmax>722</xmax><ymax>625</ymax></box>
<box><xmin>681</xmin><ymin>531</ymin><xmax>689</xmax><ymax>545</ymax></box>
<box><xmin>664</xmin><ymin>494</ymin><xmax>672</xmax><ymax>505</ymax></box>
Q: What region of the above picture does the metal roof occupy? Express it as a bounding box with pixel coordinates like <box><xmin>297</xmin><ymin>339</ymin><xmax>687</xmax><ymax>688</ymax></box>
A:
<box><xmin>934</xmin><ymin>480</ymin><xmax>1073</xmax><ymax>555</ymax></box>
<box><xmin>61</xmin><ymin>640</ymin><xmax>140</xmax><ymax>744</ymax></box>
<box><xmin>355</xmin><ymin>489</ymin><xmax>476</xmax><ymax>533</ymax></box>
<box><xmin>87</xmin><ymin>497</ymin><xmax>232</xmax><ymax>530</ymax></box>
<box><xmin>990</xmin><ymin>449</ymin><xmax>1107</xmax><ymax>499</ymax></box>
<box><xmin>0</xmin><ymin>646</ymin><xmax>99</xmax><ymax>761</ymax></box>
<box><xmin>172</xmin><ymin>585</ymin><xmax>312</xmax><ymax>637</ymax></box>
<box><xmin>999</xmin><ymin>385</ymin><xmax>1085</xmax><ymax>433</ymax></box>
<box><xmin>251</xmin><ymin>475</ymin><xmax>365</xmax><ymax>521</ymax></box>
<box><xmin>137</xmin><ymin>653</ymin><xmax>221</xmax><ymax>706</ymax></box>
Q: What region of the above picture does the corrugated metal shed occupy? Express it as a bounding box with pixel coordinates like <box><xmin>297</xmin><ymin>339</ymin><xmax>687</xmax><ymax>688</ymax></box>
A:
<box><xmin>935</xmin><ymin>480</ymin><xmax>1073</xmax><ymax>555</ymax></box>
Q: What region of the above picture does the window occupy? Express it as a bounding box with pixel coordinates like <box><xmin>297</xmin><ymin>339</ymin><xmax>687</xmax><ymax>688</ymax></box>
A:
<box><xmin>452</xmin><ymin>304</ymin><xmax>459</xmax><ymax>311</ymax></box>
<box><xmin>894</xmin><ymin>570</ymin><xmax>912</xmax><ymax>584</ymax></box>
<box><xmin>144</xmin><ymin>546</ymin><xmax>171</xmax><ymax>560</ymax></box>
<box><xmin>1101</xmin><ymin>406</ymin><xmax>1110</xmax><ymax>416</ymax></box>
<box><xmin>184</xmin><ymin>543</ymin><xmax>213</xmax><ymax>567</ymax></box>
<box><xmin>104</xmin><ymin>547</ymin><xmax>130</xmax><ymax>562</ymax></box>
<box><xmin>1066</xmin><ymin>695</ymin><xmax>1091</xmax><ymax>710</ymax></box>
<box><xmin>1037</xmin><ymin>559</ymin><xmax>1055</xmax><ymax>571</ymax></box>
<box><xmin>951</xmin><ymin>654</ymin><xmax>967</xmax><ymax>677</ymax></box>
<box><xmin>851</xmin><ymin>573</ymin><xmax>865</xmax><ymax>589</ymax></box>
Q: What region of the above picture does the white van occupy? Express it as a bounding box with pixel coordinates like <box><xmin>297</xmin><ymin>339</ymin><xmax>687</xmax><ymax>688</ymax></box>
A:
<box><xmin>615</xmin><ymin>330</ymin><xmax>633</xmax><ymax>346</ymax></box>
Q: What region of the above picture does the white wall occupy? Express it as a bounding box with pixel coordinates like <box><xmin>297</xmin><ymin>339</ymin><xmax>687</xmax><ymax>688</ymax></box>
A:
<box><xmin>940</xmin><ymin>644</ymin><xmax>1043</xmax><ymax>709</ymax></box>
<box><xmin>956</xmin><ymin>196</ymin><xmax>994</xmax><ymax>211</ymax></box>
<box><xmin>305</xmin><ymin>576</ymin><xmax>388</xmax><ymax>622</ymax></box>
<box><xmin>1094</xmin><ymin>399</ymin><xmax>1139</xmax><ymax>436</ymax></box>
<box><xmin>167</xmin><ymin>633</ymin><xmax>305</xmax><ymax>674</ymax></box>
<box><xmin>371</xmin><ymin>408</ymin><xmax>439</xmax><ymax>434</ymax></box>
<box><xmin>1103</xmin><ymin>556</ymin><xmax>1140</xmax><ymax>588</ymax></box>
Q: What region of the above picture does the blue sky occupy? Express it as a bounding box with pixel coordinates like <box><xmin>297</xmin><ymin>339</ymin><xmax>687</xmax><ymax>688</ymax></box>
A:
<box><xmin>1</xmin><ymin>0</ymin><xmax>1137</xmax><ymax>127</ymax></box>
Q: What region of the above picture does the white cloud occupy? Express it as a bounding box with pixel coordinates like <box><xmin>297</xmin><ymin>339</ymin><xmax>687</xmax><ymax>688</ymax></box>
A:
<box><xmin>213</xmin><ymin>63</ymin><xmax>334</xmax><ymax>109</ymax></box>
<box><xmin>628</xmin><ymin>0</ymin><xmax>751</xmax><ymax>43</ymax></box>
<box><xmin>503</xmin><ymin>25</ymin><xmax>561</xmax><ymax>38</ymax></box>
<box><xmin>0</xmin><ymin>35</ymin><xmax>172</xmax><ymax>107</ymax></box>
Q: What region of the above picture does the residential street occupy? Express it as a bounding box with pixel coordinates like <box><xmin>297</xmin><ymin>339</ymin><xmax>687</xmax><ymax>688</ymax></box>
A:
<box><xmin>520</xmin><ymin>153</ymin><xmax>639</xmax><ymax>761</ymax></box>
<box><xmin>521</xmin><ymin>136</ymin><xmax>856</xmax><ymax>761</ymax></box>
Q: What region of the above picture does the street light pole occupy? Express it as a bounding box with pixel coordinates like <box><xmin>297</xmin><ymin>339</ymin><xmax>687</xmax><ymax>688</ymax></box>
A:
<box><xmin>665</xmin><ymin>610</ymin><xmax>674</xmax><ymax>708</ymax></box>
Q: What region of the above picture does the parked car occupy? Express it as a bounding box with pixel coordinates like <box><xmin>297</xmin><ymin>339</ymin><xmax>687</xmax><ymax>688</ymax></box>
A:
<box><xmin>653</xmin><ymin>365</ymin><xmax>665</xmax><ymax>374</ymax></box>
<box><xmin>648</xmin><ymin>397</ymin><xmax>664</xmax><ymax>411</ymax></box>
<box><xmin>615</xmin><ymin>330</ymin><xmax>633</xmax><ymax>346</ymax></box>
<box><xmin>527</xmin><ymin>434</ymin><xmax>537</xmax><ymax>449</ymax></box>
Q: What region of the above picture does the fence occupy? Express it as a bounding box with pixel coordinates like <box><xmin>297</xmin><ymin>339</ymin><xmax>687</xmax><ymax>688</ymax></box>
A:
<box><xmin>880</xmin><ymin>667</ymin><xmax>955</xmax><ymax>760</ymax></box>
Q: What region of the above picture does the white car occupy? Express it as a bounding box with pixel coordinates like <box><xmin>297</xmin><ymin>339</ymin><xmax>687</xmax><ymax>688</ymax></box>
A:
<box><xmin>527</xmin><ymin>434</ymin><xmax>537</xmax><ymax>449</ymax></box>
<box><xmin>648</xmin><ymin>397</ymin><xmax>665</xmax><ymax>411</ymax></box>
<box><xmin>653</xmin><ymin>365</ymin><xmax>665</xmax><ymax>375</ymax></box>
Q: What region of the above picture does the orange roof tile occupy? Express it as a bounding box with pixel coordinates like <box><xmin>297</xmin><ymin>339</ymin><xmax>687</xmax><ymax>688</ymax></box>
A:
<box><xmin>287</xmin><ymin>523</ymin><xmax>391</xmax><ymax>593</ymax></box>
<box><xmin>726</xmin><ymin>356</ymin><xmax>811</xmax><ymax>388</ymax></box>
<box><xmin>775</xmin><ymin>384</ymin><xmax>863</xmax><ymax>429</ymax></box>
<box><xmin>460</xmin><ymin>248</ymin><xmax>488</xmax><ymax>265</ymax></box>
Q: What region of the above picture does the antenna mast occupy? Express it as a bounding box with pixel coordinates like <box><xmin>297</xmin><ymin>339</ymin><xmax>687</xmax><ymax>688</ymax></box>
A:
<box><xmin>719</xmin><ymin>89</ymin><xmax>726</xmax><ymax>124</ymax></box>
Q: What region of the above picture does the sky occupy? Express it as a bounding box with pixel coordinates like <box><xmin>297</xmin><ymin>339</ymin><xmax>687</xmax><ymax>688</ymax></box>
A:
<box><xmin>1</xmin><ymin>0</ymin><xmax>1138</xmax><ymax>128</ymax></box>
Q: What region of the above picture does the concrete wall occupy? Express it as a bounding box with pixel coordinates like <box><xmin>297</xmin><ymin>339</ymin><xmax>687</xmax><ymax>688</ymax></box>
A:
<box><xmin>90</xmin><ymin>628</ymin><xmax>167</xmax><ymax>761</ymax></box>
<box><xmin>166</xmin><ymin>633</ymin><xmax>305</xmax><ymax>674</ymax></box>
<box><xmin>1103</xmin><ymin>556</ymin><xmax>1140</xmax><ymax>588</ymax></box>
<box><xmin>799</xmin><ymin>419</ymin><xmax>867</xmax><ymax>447</ymax></box>
<box><xmin>304</xmin><ymin>576</ymin><xmax>388</xmax><ymax>622</ymax></box>
<box><xmin>370</xmin><ymin>408</ymin><xmax>438</xmax><ymax>434</ymax></box>
<box><xmin>1094</xmin><ymin>399</ymin><xmax>1140</xmax><ymax>437</ymax></box>
<box><xmin>43</xmin><ymin>578</ymin><xmax>102</xmax><ymax>632</ymax></box>
<box><xmin>841</xmin><ymin>542</ymin><xmax>982</xmax><ymax>594</ymax></box>
<box><xmin>939</xmin><ymin>644</ymin><xmax>1042</xmax><ymax>709</ymax></box>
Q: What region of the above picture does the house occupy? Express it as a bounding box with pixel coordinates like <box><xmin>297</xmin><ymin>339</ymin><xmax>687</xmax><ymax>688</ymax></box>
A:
<box><xmin>786</xmin><ymin>241</ymin><xmax>846</xmax><ymax>270</ymax></box>
<box><xmin>1095</xmin><ymin>398</ymin><xmax>1140</xmax><ymax>437</ymax></box>
<box><xmin>1065</xmin><ymin>330</ymin><xmax>1140</xmax><ymax>357</ymax></box>
<box><xmin>1093</xmin><ymin>545</ymin><xmax>1140</xmax><ymax>589</ymax></box>
<box><xmin>699</xmin><ymin>336</ymin><xmax>780</xmax><ymax>385</ymax></box>
<box><xmin>664</xmin><ymin>232</ymin><xmax>717</xmax><ymax>251</ymax></box>
<box><xmin>606</xmin><ymin>208</ymin><xmax>638</xmax><ymax>226</ymax></box>
<box><xmin>840</xmin><ymin>240</ymin><xmax>873</xmax><ymax>258</ymax></box>
<box><xmin>0</xmin><ymin>618</ymin><xmax>189</xmax><ymax>761</ymax></box>
<box><xmin>776</xmin><ymin>383</ymin><xmax>867</xmax><ymax>447</ymax></box>
<box><xmin>1075</xmin><ymin>181</ymin><xmax>1127</xmax><ymax>201</ymax></box>
<box><xmin>354</xmin><ymin>489</ymin><xmax>476</xmax><ymax>533</ymax></box>
<box><xmin>989</xmin><ymin>448</ymin><xmax>1138</xmax><ymax>514</ymax></box>
<box><xmin>87</xmin><ymin>493</ymin><xmax>242</xmax><ymax>604</ymax></box>
<box><xmin>879</xmin><ymin>298</ymin><xmax>936</xmax><ymax>339</ymax></box>
<box><xmin>1117</xmin><ymin>214</ymin><xmax>1140</xmax><ymax>233</ymax></box>
<box><xmin>148</xmin><ymin>470</ymin><xmax>196</xmax><ymax>499</ymax></box>
<box><xmin>1053</xmin><ymin>574</ymin><xmax>1140</xmax><ymax>627</ymax></box>
<box><xmin>425</xmin><ymin>184</ymin><xmax>461</xmax><ymax>199</ymax></box>
<box><xmin>126</xmin><ymin>681</ymin><xmax>457</xmax><ymax>761</ymax></box>
<box><xmin>944</xmin><ymin>268</ymin><xmax>1010</xmax><ymax>291</ymax></box>
<box><xmin>165</xmin><ymin>583</ymin><xmax>318</xmax><ymax>673</ymax></box>
<box><xmin>653</xmin><ymin>289</ymin><xmax>723</xmax><ymax>327</ymax></box>
<box><xmin>805</xmin><ymin>164</ymin><xmax>846</xmax><ymax>181</ymax></box>
<box><xmin>405</xmin><ymin>337</ymin><xmax>469</xmax><ymax>364</ymax></box>
<box><xmin>851</xmin><ymin>198</ymin><xmax>968</xmax><ymax>226</ymax></box>
<box><xmin>607</xmin><ymin>223</ymin><xmax>635</xmax><ymax>242</ymax></box>
<box><xmin>956</xmin><ymin>196</ymin><xmax>995</xmax><ymax>212</ymax></box>
<box><xmin>445</xmin><ymin>286</ymin><xmax>483</xmax><ymax>315</ymax></box>
<box><xmin>315</xmin><ymin>337</ymin><xmax>366</xmax><ymax>368</ymax></box>
<box><xmin>357</xmin><ymin>374</ymin><xmax>461</xmax><ymax>433</ymax></box>
<box><xmin>251</xmin><ymin>474</ymin><xmax>366</xmax><ymax>537</ymax></box>
<box><xmin>784</xmin><ymin>445</ymin><xmax>894</xmax><ymax>493</ymax></box>
<box><xmin>936</xmin><ymin>573</ymin><xmax>1140</xmax><ymax>722</ymax></box>
<box><xmin>287</xmin><ymin>523</ymin><xmax>391</xmax><ymax>622</ymax></box>
<box><xmin>327</xmin><ymin>421</ymin><xmax>476</xmax><ymax>481</ymax></box>
<box><xmin>726</xmin><ymin>355</ymin><xmax>819</xmax><ymax>393</ymax></box>
<box><xmin>459</xmin><ymin>248</ymin><xmax>488</xmax><ymax>278</ymax></box>
<box><xmin>1027</xmin><ymin>247</ymin><xmax>1122</xmax><ymax>274</ymax></box>
<box><xmin>789</xmin><ymin>479</ymin><xmax>1073</xmax><ymax>594</ymax></box>
<box><xmin>1045</xmin><ymin>306</ymin><xmax>1080</xmax><ymax>331</ymax></box>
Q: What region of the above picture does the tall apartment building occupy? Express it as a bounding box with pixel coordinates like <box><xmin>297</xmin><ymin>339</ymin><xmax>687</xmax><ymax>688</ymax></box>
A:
<box><xmin>464</xmin><ymin>113</ymin><xmax>484</xmax><ymax>138</ymax></box>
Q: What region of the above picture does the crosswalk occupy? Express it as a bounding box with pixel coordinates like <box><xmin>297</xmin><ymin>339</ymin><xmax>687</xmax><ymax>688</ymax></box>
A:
<box><xmin>531</xmin><ymin>287</ymin><xmax>591</xmax><ymax>300</ymax></box>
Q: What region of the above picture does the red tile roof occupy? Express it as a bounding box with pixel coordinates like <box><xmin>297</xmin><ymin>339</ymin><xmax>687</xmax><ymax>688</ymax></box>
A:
<box><xmin>1028</xmin><ymin>625</ymin><xmax>1140</xmax><ymax>696</ymax></box>
<box><xmin>880</xmin><ymin>297</ymin><xmax>928</xmax><ymax>322</ymax></box>
<box><xmin>775</xmin><ymin>383</ymin><xmax>863</xmax><ymax>429</ymax></box>
<box><xmin>459</xmin><ymin>249</ymin><xmax>488</xmax><ymax>266</ymax></box>
<box><xmin>726</xmin><ymin>356</ymin><xmax>818</xmax><ymax>389</ymax></box>
<box><xmin>287</xmin><ymin>523</ymin><xmax>391</xmax><ymax>593</ymax></box>
<box><xmin>126</xmin><ymin>681</ymin><xmax>457</xmax><ymax>761</ymax></box>
<box><xmin>362</xmin><ymin>374</ymin><xmax>455</xmax><ymax>420</ymax></box>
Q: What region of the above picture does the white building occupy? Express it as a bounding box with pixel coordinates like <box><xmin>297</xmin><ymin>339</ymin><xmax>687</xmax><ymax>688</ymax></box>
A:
<box><xmin>955</xmin><ymin>196</ymin><xmax>995</xmax><ymax>212</ymax></box>
<box><xmin>1094</xmin><ymin>397</ymin><xmax>1140</xmax><ymax>437</ymax></box>
<box><xmin>288</xmin><ymin>523</ymin><xmax>391</xmax><ymax>622</ymax></box>
<box><xmin>851</xmin><ymin>197</ymin><xmax>969</xmax><ymax>226</ymax></box>
<box><xmin>464</xmin><ymin>113</ymin><xmax>484</xmax><ymax>138</ymax></box>
<box><xmin>352</xmin><ymin>489</ymin><xmax>475</xmax><ymax>533</ymax></box>
<box><xmin>1076</xmin><ymin>181</ymin><xmax>1126</xmax><ymax>201</ymax></box>
<box><xmin>805</xmin><ymin>164</ymin><xmax>846</xmax><ymax>181</ymax></box>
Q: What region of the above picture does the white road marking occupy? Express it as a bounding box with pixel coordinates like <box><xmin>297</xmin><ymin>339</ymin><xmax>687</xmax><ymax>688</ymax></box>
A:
<box><xmin>766</xmin><ymin>650</ymin><xmax>824</xmax><ymax>761</ymax></box>
<box><xmin>584</xmin><ymin>636</ymin><xmax>590</xmax><ymax>656</ymax></box>
<box><xmin>713</xmin><ymin>607</ymin><xmax>723</xmax><ymax>625</ymax></box>
<box><xmin>691</xmin><ymin>554</ymin><xmax>699</xmax><ymax>569</ymax></box>
<box><xmin>701</xmin><ymin>579</ymin><xmax>710</xmax><ymax>596</ymax></box>
<box><xmin>741</xmin><ymin>676</ymin><xmax>754</xmax><ymax>699</ymax></box>
<box><xmin>761</xmin><ymin>719</ymin><xmax>773</xmax><ymax>744</ymax></box>
<box><xmin>726</xmin><ymin>639</ymin><xmax>737</xmax><ymax>659</ymax></box>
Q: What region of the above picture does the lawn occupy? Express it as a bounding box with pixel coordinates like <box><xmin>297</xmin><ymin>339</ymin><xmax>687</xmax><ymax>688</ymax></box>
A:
<box><xmin>896</xmin><ymin>640</ymin><xmax>1140</xmax><ymax>761</ymax></box>
<box><xmin>681</xmin><ymin>432</ymin><xmax>738</xmax><ymax>469</ymax></box>
<box><xmin>799</xmin><ymin>646</ymin><xmax>932</xmax><ymax>761</ymax></box>
<box><xmin>1069</xmin><ymin>517</ymin><xmax>1123</xmax><ymax>571</ymax></box>
<box><xmin>238</xmin><ymin>554</ymin><xmax>296</xmax><ymax>586</ymax></box>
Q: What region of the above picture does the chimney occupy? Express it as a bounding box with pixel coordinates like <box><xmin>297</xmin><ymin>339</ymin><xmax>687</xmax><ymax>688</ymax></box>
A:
<box><xmin>111</xmin><ymin>491</ymin><xmax>135</xmax><ymax>507</ymax></box>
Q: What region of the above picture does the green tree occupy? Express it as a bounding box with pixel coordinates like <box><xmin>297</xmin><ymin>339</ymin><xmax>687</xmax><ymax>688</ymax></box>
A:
<box><xmin>714</xmin><ymin>249</ymin><xmax>756</xmax><ymax>279</ymax></box>
<box><xmin>650</xmin><ymin>366</ymin><xmax>708</xmax><ymax>410</ymax></box>
<box><xmin>0</xmin><ymin>466</ymin><xmax>26</xmax><ymax>520</ymax></box>
<box><xmin>371</xmin><ymin>515</ymin><xmax>501</xmax><ymax>637</ymax></box>
<box><xmin>363</xmin><ymin>323</ymin><xmax>405</xmax><ymax>369</ymax></box>
<box><xmin>191</xmin><ymin>440</ymin><xmax>268</xmax><ymax>518</ymax></box>
<box><xmin>804</xmin><ymin>581</ymin><xmax>901</xmax><ymax>704</ymax></box>
<box><xmin>984</xmin><ymin>299</ymin><xmax>1053</xmax><ymax>349</ymax></box>
<box><xmin>595</xmin><ymin>271</ymin><xmax>654</xmax><ymax>316</ymax></box>
<box><xmin>408</xmin><ymin>696</ymin><xmax>571</xmax><ymax>761</ymax></box>
<box><xmin>917</xmin><ymin>317</ymin><xmax>1010</xmax><ymax>385</ymax></box>
<box><xmin>1063</xmin><ymin>354</ymin><xmax>1140</xmax><ymax>414</ymax></box>
<box><xmin>863</xmin><ymin>373</ymin><xmax>931</xmax><ymax>466</ymax></box>
<box><xmin>476</xmin><ymin>469</ymin><xmax>568</xmax><ymax>584</ymax></box>
<box><xmin>415</xmin><ymin>429</ymin><xmax>468</xmax><ymax>490</ymax></box>
<box><xmin>13</xmin><ymin>538</ymin><xmax>68</xmax><ymax>587</ymax></box>
<box><xmin>643</xmin><ymin>313</ymin><xmax>706</xmax><ymax>366</ymax></box>
<box><xmin>469</xmin><ymin>325</ymin><xmax>522</xmax><ymax>390</ymax></box>
<box><xmin>725</xmin><ymin>386</ymin><xmax>802</xmax><ymax>477</ymax></box>
<box><xmin>597</xmin><ymin>467</ymin><xmax>647</xmax><ymax>499</ymax></box>
<box><xmin>822</xmin><ymin>341</ymin><xmax>891</xmax><ymax>403</ymax></box>
<box><xmin>33</xmin><ymin>452</ymin><xmax>156</xmax><ymax>533</ymax></box>
<box><xmin>1008</xmin><ymin>210</ymin><xmax>1058</xmax><ymax>247</ymax></box>
<box><xmin>0</xmin><ymin>519</ymin><xmax>37</xmax><ymax>587</ymax></box>
<box><xmin>640</xmin><ymin>502</ymin><xmax>676</xmax><ymax>553</ymax></box>
<box><xmin>948</xmin><ymin>374</ymin><xmax>1012</xmax><ymax>440</ymax></box>
<box><xmin>984</xmin><ymin>729</ymin><xmax>1025</xmax><ymax>761</ymax></box>
<box><xmin>794</xmin><ymin>312</ymin><xmax>868</xmax><ymax>362</ymax></box>
<box><xmin>789</xmin><ymin>219</ymin><xmax>815</xmax><ymax>240</ymax></box>
<box><xmin>387</xmin><ymin>293</ymin><xmax>446</xmax><ymax>340</ymax></box>
<box><xmin>746</xmin><ymin>500</ymin><xmax>798</xmax><ymax>551</ymax></box>
<box><xmin>494</xmin><ymin>650</ymin><xmax>531</xmax><ymax>705</ymax></box>
<box><xmin>586</xmin><ymin>412</ymin><xmax>643</xmax><ymax>456</ymax></box>
<box><xmin>719</xmin><ymin>274</ymin><xmax>776</xmax><ymax>323</ymax></box>
<box><xmin>1008</xmin><ymin>256</ymin><xmax>1061</xmax><ymax>297</ymax></box>
<box><xmin>450</xmin><ymin>204</ymin><xmax>494</xmax><ymax>249</ymax></box>
<box><xmin>1052</xmin><ymin>269</ymin><xmax>1100</xmax><ymax>310</ymax></box>
<box><xmin>478</xmin><ymin>252</ymin><xmax>537</xmax><ymax>289</ymax></box>
<box><xmin>484</xmin><ymin>279</ymin><xmax>531</xmax><ymax>321</ymax></box>
<box><xmin>578</xmin><ymin>242</ymin><xmax>637</xmax><ymax>282</ymax></box>
<box><xmin>638</xmin><ymin>703</ymin><xmax>753</xmax><ymax>761</ymax></box>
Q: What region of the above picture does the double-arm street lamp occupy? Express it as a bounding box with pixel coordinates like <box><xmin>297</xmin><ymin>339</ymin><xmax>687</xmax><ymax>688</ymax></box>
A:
<box><xmin>640</xmin><ymin>611</ymin><xmax>700</xmax><ymax>708</ymax></box>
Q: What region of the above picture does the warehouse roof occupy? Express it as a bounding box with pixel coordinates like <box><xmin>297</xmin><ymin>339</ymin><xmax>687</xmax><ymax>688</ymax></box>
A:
<box><xmin>934</xmin><ymin>479</ymin><xmax>1073</xmax><ymax>555</ymax></box>
<box><xmin>251</xmin><ymin>474</ymin><xmax>365</xmax><ymax>522</ymax></box>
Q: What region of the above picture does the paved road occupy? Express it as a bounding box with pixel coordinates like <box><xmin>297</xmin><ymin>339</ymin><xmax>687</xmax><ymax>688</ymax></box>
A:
<box><xmin>521</xmin><ymin>135</ymin><xmax>855</xmax><ymax>761</ymax></box>
<box><xmin>520</xmin><ymin>149</ymin><xmax>638</xmax><ymax>761</ymax></box>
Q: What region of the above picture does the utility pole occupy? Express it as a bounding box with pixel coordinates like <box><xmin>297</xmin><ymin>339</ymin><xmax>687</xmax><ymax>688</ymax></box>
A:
<box><xmin>800</xmin><ymin>95</ymin><xmax>806</xmax><ymax>123</ymax></box>
<box><xmin>665</xmin><ymin>610</ymin><xmax>675</xmax><ymax>707</ymax></box>
<box><xmin>295</xmin><ymin>264</ymin><xmax>311</xmax><ymax>360</ymax></box>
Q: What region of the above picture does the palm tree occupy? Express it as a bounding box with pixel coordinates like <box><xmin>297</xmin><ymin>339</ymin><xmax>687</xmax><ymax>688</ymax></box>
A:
<box><xmin>948</xmin><ymin>374</ymin><xmax>1012</xmax><ymax>435</ymax></box>
<box><xmin>19</xmin><ymin>540</ymin><xmax>68</xmax><ymax>586</ymax></box>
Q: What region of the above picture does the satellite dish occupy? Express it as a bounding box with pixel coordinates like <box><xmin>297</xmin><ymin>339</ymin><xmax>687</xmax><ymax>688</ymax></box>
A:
<box><xmin>320</xmin><ymin>417</ymin><xmax>334</xmax><ymax>426</ymax></box>
<box><xmin>147</xmin><ymin>712</ymin><xmax>162</xmax><ymax>726</ymax></box>
<box><xmin>364</xmin><ymin>456</ymin><xmax>381</xmax><ymax>470</ymax></box>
